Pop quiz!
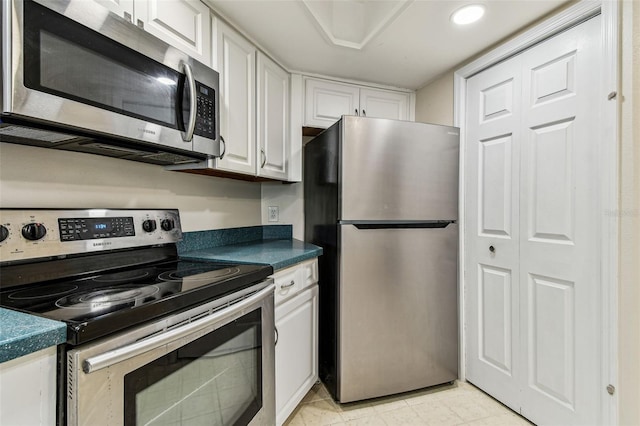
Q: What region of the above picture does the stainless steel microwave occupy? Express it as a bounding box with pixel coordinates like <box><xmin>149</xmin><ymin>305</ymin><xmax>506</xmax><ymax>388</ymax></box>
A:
<box><xmin>0</xmin><ymin>0</ymin><xmax>220</xmax><ymax>165</ymax></box>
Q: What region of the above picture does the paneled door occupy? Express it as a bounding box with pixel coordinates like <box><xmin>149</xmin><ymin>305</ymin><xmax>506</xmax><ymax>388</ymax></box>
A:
<box><xmin>465</xmin><ymin>15</ymin><xmax>602</xmax><ymax>425</ymax></box>
<box><xmin>465</xmin><ymin>55</ymin><xmax>523</xmax><ymax>413</ymax></box>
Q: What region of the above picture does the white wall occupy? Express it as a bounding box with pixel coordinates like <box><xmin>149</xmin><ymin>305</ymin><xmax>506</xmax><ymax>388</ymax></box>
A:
<box><xmin>261</xmin><ymin>181</ymin><xmax>304</xmax><ymax>239</ymax></box>
<box><xmin>415</xmin><ymin>72</ymin><xmax>454</xmax><ymax>126</ymax></box>
<box><xmin>0</xmin><ymin>143</ymin><xmax>262</xmax><ymax>232</ymax></box>
<box><xmin>260</xmin><ymin>136</ymin><xmax>313</xmax><ymax>240</ymax></box>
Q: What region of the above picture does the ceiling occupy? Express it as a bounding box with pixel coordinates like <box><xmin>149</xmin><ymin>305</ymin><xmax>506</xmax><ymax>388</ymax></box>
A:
<box><xmin>207</xmin><ymin>0</ymin><xmax>571</xmax><ymax>90</ymax></box>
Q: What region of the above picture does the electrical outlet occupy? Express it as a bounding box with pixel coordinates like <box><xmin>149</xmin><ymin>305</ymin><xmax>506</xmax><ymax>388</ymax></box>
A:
<box><xmin>268</xmin><ymin>206</ymin><xmax>279</xmax><ymax>222</ymax></box>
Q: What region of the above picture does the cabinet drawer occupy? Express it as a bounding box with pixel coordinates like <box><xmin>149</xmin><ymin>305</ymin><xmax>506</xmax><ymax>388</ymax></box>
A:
<box><xmin>273</xmin><ymin>258</ymin><xmax>318</xmax><ymax>305</ymax></box>
<box><xmin>274</xmin><ymin>266</ymin><xmax>301</xmax><ymax>304</ymax></box>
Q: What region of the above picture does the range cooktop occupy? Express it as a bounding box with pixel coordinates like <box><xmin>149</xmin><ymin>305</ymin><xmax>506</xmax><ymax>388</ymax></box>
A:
<box><xmin>0</xmin><ymin>259</ymin><xmax>272</xmax><ymax>345</ymax></box>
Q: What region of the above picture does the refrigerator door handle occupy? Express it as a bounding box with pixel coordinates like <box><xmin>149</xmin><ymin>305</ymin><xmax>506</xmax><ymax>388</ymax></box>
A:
<box><xmin>343</xmin><ymin>220</ymin><xmax>456</xmax><ymax>230</ymax></box>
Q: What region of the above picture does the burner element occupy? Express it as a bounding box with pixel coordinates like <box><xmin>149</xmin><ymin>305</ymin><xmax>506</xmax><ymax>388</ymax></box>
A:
<box><xmin>56</xmin><ymin>286</ymin><xmax>160</xmax><ymax>310</ymax></box>
<box><xmin>9</xmin><ymin>284</ymin><xmax>79</xmax><ymax>300</ymax></box>
<box><xmin>158</xmin><ymin>266</ymin><xmax>242</xmax><ymax>292</ymax></box>
<box><xmin>93</xmin><ymin>270</ymin><xmax>151</xmax><ymax>283</ymax></box>
<box><xmin>158</xmin><ymin>266</ymin><xmax>241</xmax><ymax>282</ymax></box>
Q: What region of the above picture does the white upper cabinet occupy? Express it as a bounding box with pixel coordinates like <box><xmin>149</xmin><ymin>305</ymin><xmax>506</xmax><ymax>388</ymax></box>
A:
<box><xmin>304</xmin><ymin>79</ymin><xmax>360</xmax><ymax>128</ymax></box>
<box><xmin>136</xmin><ymin>0</ymin><xmax>211</xmax><ymax>65</ymax></box>
<box><xmin>92</xmin><ymin>0</ymin><xmax>134</xmax><ymax>18</ymax></box>
<box><xmin>359</xmin><ymin>88</ymin><xmax>410</xmax><ymax>122</ymax></box>
<box><xmin>213</xmin><ymin>23</ymin><xmax>293</xmax><ymax>181</ymax></box>
<box><xmin>304</xmin><ymin>77</ymin><xmax>412</xmax><ymax>128</ymax></box>
<box><xmin>214</xmin><ymin>20</ymin><xmax>257</xmax><ymax>175</ymax></box>
<box><xmin>93</xmin><ymin>0</ymin><xmax>211</xmax><ymax>66</ymax></box>
<box><xmin>257</xmin><ymin>53</ymin><xmax>290</xmax><ymax>181</ymax></box>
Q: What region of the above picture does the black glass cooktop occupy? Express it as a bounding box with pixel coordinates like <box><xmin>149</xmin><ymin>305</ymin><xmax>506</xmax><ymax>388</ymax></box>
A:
<box><xmin>0</xmin><ymin>260</ymin><xmax>272</xmax><ymax>345</ymax></box>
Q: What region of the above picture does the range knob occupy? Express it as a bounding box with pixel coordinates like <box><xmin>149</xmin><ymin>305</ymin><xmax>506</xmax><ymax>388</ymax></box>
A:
<box><xmin>22</xmin><ymin>223</ymin><xmax>47</xmax><ymax>241</ymax></box>
<box><xmin>142</xmin><ymin>219</ymin><xmax>157</xmax><ymax>233</ymax></box>
<box><xmin>161</xmin><ymin>219</ymin><xmax>175</xmax><ymax>231</ymax></box>
<box><xmin>0</xmin><ymin>225</ymin><xmax>9</xmax><ymax>243</ymax></box>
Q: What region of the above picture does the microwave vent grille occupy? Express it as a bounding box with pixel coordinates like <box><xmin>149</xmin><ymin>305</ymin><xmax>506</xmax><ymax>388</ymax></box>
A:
<box><xmin>0</xmin><ymin>124</ymin><xmax>78</xmax><ymax>143</ymax></box>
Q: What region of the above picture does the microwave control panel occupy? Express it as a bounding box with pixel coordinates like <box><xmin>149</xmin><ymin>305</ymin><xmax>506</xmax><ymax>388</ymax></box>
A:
<box><xmin>194</xmin><ymin>82</ymin><xmax>216</xmax><ymax>139</ymax></box>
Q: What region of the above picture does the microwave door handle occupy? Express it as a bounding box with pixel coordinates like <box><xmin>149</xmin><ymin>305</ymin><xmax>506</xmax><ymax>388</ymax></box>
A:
<box><xmin>182</xmin><ymin>62</ymin><xmax>197</xmax><ymax>142</ymax></box>
<box><xmin>82</xmin><ymin>282</ymin><xmax>275</xmax><ymax>374</ymax></box>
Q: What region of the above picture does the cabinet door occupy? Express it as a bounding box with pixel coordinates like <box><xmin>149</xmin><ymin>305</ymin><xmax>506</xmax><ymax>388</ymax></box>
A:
<box><xmin>304</xmin><ymin>78</ymin><xmax>359</xmax><ymax>128</ymax></box>
<box><xmin>135</xmin><ymin>0</ymin><xmax>211</xmax><ymax>66</ymax></box>
<box><xmin>0</xmin><ymin>348</ymin><xmax>57</xmax><ymax>426</ymax></box>
<box><xmin>91</xmin><ymin>0</ymin><xmax>134</xmax><ymax>21</ymax></box>
<box><xmin>257</xmin><ymin>53</ymin><xmax>290</xmax><ymax>180</ymax></box>
<box><xmin>215</xmin><ymin>22</ymin><xmax>257</xmax><ymax>175</ymax></box>
<box><xmin>359</xmin><ymin>88</ymin><xmax>410</xmax><ymax>121</ymax></box>
<box><xmin>275</xmin><ymin>285</ymin><xmax>319</xmax><ymax>425</ymax></box>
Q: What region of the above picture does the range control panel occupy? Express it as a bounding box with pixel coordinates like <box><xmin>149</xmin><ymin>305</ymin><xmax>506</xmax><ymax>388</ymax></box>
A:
<box><xmin>58</xmin><ymin>216</ymin><xmax>136</xmax><ymax>241</ymax></box>
<box><xmin>0</xmin><ymin>209</ymin><xmax>182</xmax><ymax>263</ymax></box>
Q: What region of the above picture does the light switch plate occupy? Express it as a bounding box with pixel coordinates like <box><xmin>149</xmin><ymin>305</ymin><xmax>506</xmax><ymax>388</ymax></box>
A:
<box><xmin>268</xmin><ymin>206</ymin><xmax>279</xmax><ymax>222</ymax></box>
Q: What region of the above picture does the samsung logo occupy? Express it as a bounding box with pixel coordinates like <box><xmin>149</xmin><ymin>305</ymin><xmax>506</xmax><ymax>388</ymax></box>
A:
<box><xmin>139</xmin><ymin>129</ymin><xmax>156</xmax><ymax>135</ymax></box>
<box><xmin>93</xmin><ymin>242</ymin><xmax>112</xmax><ymax>247</ymax></box>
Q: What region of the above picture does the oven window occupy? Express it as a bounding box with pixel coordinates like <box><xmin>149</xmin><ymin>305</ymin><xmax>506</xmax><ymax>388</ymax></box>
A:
<box><xmin>124</xmin><ymin>309</ymin><xmax>262</xmax><ymax>426</ymax></box>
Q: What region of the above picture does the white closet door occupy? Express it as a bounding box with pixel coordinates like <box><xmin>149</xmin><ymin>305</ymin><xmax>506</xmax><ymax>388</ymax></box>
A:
<box><xmin>518</xmin><ymin>15</ymin><xmax>601</xmax><ymax>426</ymax></box>
<box><xmin>465</xmin><ymin>54</ymin><xmax>523</xmax><ymax>413</ymax></box>
<box><xmin>465</xmin><ymin>15</ymin><xmax>602</xmax><ymax>426</ymax></box>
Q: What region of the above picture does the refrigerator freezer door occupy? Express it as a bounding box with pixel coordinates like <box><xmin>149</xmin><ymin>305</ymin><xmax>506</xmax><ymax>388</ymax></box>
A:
<box><xmin>338</xmin><ymin>223</ymin><xmax>459</xmax><ymax>403</ymax></box>
<box><xmin>340</xmin><ymin>117</ymin><xmax>459</xmax><ymax>221</ymax></box>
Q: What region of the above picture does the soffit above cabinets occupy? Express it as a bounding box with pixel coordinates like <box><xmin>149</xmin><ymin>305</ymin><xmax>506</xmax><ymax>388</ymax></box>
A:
<box><xmin>205</xmin><ymin>0</ymin><xmax>570</xmax><ymax>90</ymax></box>
<box><xmin>300</xmin><ymin>0</ymin><xmax>412</xmax><ymax>50</ymax></box>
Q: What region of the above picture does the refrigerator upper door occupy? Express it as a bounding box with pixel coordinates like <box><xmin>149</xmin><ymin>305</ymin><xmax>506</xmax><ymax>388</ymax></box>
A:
<box><xmin>338</xmin><ymin>223</ymin><xmax>459</xmax><ymax>402</ymax></box>
<box><xmin>340</xmin><ymin>117</ymin><xmax>459</xmax><ymax>221</ymax></box>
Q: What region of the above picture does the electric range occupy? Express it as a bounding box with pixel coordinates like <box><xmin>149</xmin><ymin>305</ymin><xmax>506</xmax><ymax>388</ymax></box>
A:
<box><xmin>0</xmin><ymin>208</ymin><xmax>273</xmax><ymax>345</ymax></box>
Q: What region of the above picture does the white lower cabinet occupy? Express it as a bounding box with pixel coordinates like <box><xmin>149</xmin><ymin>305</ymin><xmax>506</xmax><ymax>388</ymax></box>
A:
<box><xmin>0</xmin><ymin>347</ymin><xmax>57</xmax><ymax>426</ymax></box>
<box><xmin>274</xmin><ymin>259</ymin><xmax>319</xmax><ymax>425</ymax></box>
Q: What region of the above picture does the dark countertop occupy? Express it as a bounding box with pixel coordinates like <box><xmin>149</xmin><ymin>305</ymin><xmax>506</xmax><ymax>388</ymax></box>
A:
<box><xmin>0</xmin><ymin>308</ymin><xmax>66</xmax><ymax>364</ymax></box>
<box><xmin>180</xmin><ymin>238</ymin><xmax>323</xmax><ymax>270</ymax></box>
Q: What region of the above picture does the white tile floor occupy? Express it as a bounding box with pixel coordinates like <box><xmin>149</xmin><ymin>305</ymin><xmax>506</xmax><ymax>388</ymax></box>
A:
<box><xmin>284</xmin><ymin>381</ymin><xmax>534</xmax><ymax>426</ymax></box>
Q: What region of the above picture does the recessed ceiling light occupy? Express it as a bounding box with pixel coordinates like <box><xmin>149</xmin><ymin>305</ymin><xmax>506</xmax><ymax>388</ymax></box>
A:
<box><xmin>451</xmin><ymin>4</ymin><xmax>485</xmax><ymax>25</ymax></box>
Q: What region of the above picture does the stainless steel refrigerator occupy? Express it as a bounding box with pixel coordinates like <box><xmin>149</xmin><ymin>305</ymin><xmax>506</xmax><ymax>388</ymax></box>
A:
<box><xmin>304</xmin><ymin>116</ymin><xmax>459</xmax><ymax>403</ymax></box>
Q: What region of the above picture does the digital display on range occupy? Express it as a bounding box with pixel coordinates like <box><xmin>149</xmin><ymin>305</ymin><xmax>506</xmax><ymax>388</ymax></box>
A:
<box><xmin>58</xmin><ymin>217</ymin><xmax>135</xmax><ymax>242</ymax></box>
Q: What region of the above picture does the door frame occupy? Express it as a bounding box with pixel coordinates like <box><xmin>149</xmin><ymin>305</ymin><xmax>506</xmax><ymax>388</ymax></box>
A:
<box><xmin>453</xmin><ymin>1</ymin><xmax>619</xmax><ymax>424</ymax></box>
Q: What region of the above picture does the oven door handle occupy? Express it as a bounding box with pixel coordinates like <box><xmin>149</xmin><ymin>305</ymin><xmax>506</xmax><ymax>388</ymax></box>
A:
<box><xmin>82</xmin><ymin>282</ymin><xmax>275</xmax><ymax>374</ymax></box>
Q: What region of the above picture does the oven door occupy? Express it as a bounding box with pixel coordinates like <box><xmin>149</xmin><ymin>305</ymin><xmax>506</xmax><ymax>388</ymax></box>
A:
<box><xmin>67</xmin><ymin>282</ymin><xmax>275</xmax><ymax>426</ymax></box>
<box><xmin>2</xmin><ymin>0</ymin><xmax>219</xmax><ymax>157</ymax></box>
